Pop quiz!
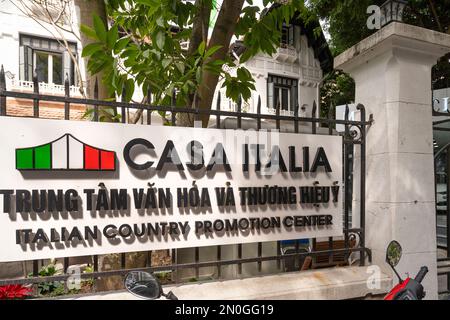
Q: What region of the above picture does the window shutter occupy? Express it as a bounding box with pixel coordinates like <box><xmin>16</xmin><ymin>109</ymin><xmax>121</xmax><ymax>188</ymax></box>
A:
<box><xmin>73</xmin><ymin>58</ymin><xmax>78</xmax><ymax>88</ymax></box>
<box><xmin>19</xmin><ymin>46</ymin><xmax>33</xmax><ymax>81</ymax></box>
<box><xmin>291</xmin><ymin>83</ymin><xmax>298</xmax><ymax>113</ymax></box>
<box><xmin>26</xmin><ymin>47</ymin><xmax>33</xmax><ymax>81</ymax></box>
<box><xmin>289</xmin><ymin>25</ymin><xmax>294</xmax><ymax>46</ymax></box>
<box><xmin>63</xmin><ymin>50</ymin><xmax>72</xmax><ymax>85</ymax></box>
<box><xmin>268</xmin><ymin>82</ymin><xmax>274</xmax><ymax>109</ymax></box>
<box><xmin>19</xmin><ymin>46</ymin><xmax>25</xmax><ymax>81</ymax></box>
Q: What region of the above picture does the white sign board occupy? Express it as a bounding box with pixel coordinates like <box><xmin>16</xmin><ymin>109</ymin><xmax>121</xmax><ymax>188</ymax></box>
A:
<box><xmin>0</xmin><ymin>117</ymin><xmax>343</xmax><ymax>262</ymax></box>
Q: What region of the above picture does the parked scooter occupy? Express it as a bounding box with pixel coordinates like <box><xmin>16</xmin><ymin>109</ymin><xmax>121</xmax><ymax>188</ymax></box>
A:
<box><xmin>384</xmin><ymin>240</ymin><xmax>428</xmax><ymax>300</ymax></box>
<box><xmin>124</xmin><ymin>271</ymin><xmax>178</xmax><ymax>300</ymax></box>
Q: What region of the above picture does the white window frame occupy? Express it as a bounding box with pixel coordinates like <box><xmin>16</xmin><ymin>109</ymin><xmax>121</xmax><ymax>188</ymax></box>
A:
<box><xmin>274</xmin><ymin>86</ymin><xmax>292</xmax><ymax>112</ymax></box>
<box><xmin>33</xmin><ymin>50</ymin><xmax>62</xmax><ymax>85</ymax></box>
<box><xmin>267</xmin><ymin>75</ymin><xmax>298</xmax><ymax>114</ymax></box>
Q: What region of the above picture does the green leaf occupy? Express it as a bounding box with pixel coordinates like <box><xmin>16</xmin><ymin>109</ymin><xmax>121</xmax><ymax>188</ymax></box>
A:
<box><xmin>196</xmin><ymin>67</ymin><xmax>202</xmax><ymax>84</ymax></box>
<box><xmin>114</xmin><ymin>37</ymin><xmax>130</xmax><ymax>54</ymax></box>
<box><xmin>155</xmin><ymin>31</ymin><xmax>166</xmax><ymax>50</ymax></box>
<box><xmin>174</xmin><ymin>62</ymin><xmax>185</xmax><ymax>74</ymax></box>
<box><xmin>210</xmin><ymin>59</ymin><xmax>226</xmax><ymax>66</ymax></box>
<box><xmin>88</xmin><ymin>58</ymin><xmax>110</xmax><ymax>75</ymax></box>
<box><xmin>135</xmin><ymin>0</ymin><xmax>157</xmax><ymax>6</ymax></box>
<box><xmin>198</xmin><ymin>41</ymin><xmax>206</xmax><ymax>56</ymax></box>
<box><xmin>237</xmin><ymin>67</ymin><xmax>252</xmax><ymax>81</ymax></box>
<box><xmin>156</xmin><ymin>16</ymin><xmax>165</xmax><ymax>27</ymax></box>
<box><xmin>93</xmin><ymin>15</ymin><xmax>107</xmax><ymax>43</ymax></box>
<box><xmin>107</xmin><ymin>24</ymin><xmax>119</xmax><ymax>50</ymax></box>
<box><xmin>162</xmin><ymin>58</ymin><xmax>172</xmax><ymax>69</ymax></box>
<box><xmin>82</xmin><ymin>43</ymin><xmax>103</xmax><ymax>57</ymax></box>
<box><xmin>80</xmin><ymin>24</ymin><xmax>97</xmax><ymax>40</ymax></box>
<box><xmin>124</xmin><ymin>78</ymin><xmax>135</xmax><ymax>102</ymax></box>
<box><xmin>239</xmin><ymin>50</ymin><xmax>253</xmax><ymax>63</ymax></box>
<box><xmin>204</xmin><ymin>45</ymin><xmax>222</xmax><ymax>59</ymax></box>
<box><xmin>104</xmin><ymin>107</ymin><xmax>117</xmax><ymax>116</ymax></box>
<box><xmin>83</xmin><ymin>108</ymin><xmax>95</xmax><ymax>120</ymax></box>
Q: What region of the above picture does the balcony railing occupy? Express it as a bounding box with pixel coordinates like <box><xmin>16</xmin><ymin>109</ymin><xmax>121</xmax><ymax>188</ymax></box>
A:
<box><xmin>274</xmin><ymin>44</ymin><xmax>298</xmax><ymax>63</ymax></box>
<box><xmin>9</xmin><ymin>79</ymin><xmax>82</xmax><ymax>97</ymax></box>
<box><xmin>267</xmin><ymin>108</ymin><xmax>294</xmax><ymax>117</ymax></box>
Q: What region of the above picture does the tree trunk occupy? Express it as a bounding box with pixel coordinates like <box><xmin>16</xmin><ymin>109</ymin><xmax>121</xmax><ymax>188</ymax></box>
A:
<box><xmin>427</xmin><ymin>0</ymin><xmax>443</xmax><ymax>33</ymax></box>
<box><xmin>74</xmin><ymin>0</ymin><xmax>109</xmax><ymax>99</ymax></box>
<box><xmin>176</xmin><ymin>0</ymin><xmax>213</xmax><ymax>128</ymax></box>
<box><xmin>74</xmin><ymin>0</ymin><xmax>135</xmax><ymax>292</ymax></box>
<box><xmin>188</xmin><ymin>0</ymin><xmax>212</xmax><ymax>56</ymax></box>
<box><xmin>197</xmin><ymin>0</ymin><xmax>245</xmax><ymax>127</ymax></box>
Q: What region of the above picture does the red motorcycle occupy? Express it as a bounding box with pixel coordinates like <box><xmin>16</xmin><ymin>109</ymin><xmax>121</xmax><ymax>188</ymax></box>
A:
<box><xmin>383</xmin><ymin>240</ymin><xmax>428</xmax><ymax>300</ymax></box>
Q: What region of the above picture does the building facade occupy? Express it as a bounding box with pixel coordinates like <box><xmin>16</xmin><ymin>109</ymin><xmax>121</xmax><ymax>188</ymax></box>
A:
<box><xmin>0</xmin><ymin>1</ymin><xmax>332</xmax><ymax>122</ymax></box>
<box><xmin>0</xmin><ymin>0</ymin><xmax>85</xmax><ymax>119</ymax></box>
<box><xmin>216</xmin><ymin>19</ymin><xmax>332</xmax><ymax>118</ymax></box>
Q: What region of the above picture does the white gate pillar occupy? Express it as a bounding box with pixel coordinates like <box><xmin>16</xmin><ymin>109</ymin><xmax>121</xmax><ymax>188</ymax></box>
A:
<box><xmin>335</xmin><ymin>22</ymin><xmax>450</xmax><ymax>299</ymax></box>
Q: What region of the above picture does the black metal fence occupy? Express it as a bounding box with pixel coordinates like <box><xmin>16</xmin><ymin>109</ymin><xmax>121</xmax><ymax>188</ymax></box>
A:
<box><xmin>0</xmin><ymin>67</ymin><xmax>372</xmax><ymax>295</ymax></box>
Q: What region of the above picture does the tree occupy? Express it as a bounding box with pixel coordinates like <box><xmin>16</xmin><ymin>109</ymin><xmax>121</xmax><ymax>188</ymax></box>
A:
<box><xmin>319</xmin><ymin>69</ymin><xmax>355</xmax><ymax>116</ymax></box>
<box><xmin>81</xmin><ymin>0</ymin><xmax>311</xmax><ymax>126</ymax></box>
<box><xmin>310</xmin><ymin>0</ymin><xmax>450</xmax><ymax>56</ymax></box>
<box><xmin>309</xmin><ymin>0</ymin><xmax>383</xmax><ymax>56</ymax></box>
<box><xmin>401</xmin><ymin>1</ymin><xmax>450</xmax><ymax>90</ymax></box>
<box><xmin>309</xmin><ymin>0</ymin><xmax>450</xmax><ymax>108</ymax></box>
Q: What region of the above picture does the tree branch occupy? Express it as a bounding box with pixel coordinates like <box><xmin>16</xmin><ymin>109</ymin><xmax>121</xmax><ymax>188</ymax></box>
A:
<box><xmin>188</xmin><ymin>0</ymin><xmax>212</xmax><ymax>56</ymax></box>
<box><xmin>427</xmin><ymin>0</ymin><xmax>443</xmax><ymax>33</ymax></box>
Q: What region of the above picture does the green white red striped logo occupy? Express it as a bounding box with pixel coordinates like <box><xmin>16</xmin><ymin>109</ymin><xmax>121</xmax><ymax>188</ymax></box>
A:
<box><xmin>16</xmin><ymin>134</ymin><xmax>116</xmax><ymax>171</ymax></box>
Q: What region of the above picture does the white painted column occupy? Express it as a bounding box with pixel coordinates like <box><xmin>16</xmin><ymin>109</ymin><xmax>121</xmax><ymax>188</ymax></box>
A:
<box><xmin>335</xmin><ymin>22</ymin><xmax>450</xmax><ymax>299</ymax></box>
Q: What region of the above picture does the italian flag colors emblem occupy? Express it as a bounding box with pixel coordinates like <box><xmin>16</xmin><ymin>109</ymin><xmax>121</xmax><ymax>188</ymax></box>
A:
<box><xmin>16</xmin><ymin>134</ymin><xmax>116</xmax><ymax>171</ymax></box>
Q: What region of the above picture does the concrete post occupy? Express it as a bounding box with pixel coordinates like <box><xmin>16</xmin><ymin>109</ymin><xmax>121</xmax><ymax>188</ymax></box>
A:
<box><xmin>335</xmin><ymin>22</ymin><xmax>450</xmax><ymax>299</ymax></box>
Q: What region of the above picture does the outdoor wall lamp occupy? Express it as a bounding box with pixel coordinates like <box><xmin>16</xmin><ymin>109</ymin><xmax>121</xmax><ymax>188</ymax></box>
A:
<box><xmin>381</xmin><ymin>0</ymin><xmax>408</xmax><ymax>27</ymax></box>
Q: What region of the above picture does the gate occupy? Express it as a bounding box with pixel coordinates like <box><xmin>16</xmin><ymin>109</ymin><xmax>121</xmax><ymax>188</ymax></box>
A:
<box><xmin>0</xmin><ymin>68</ymin><xmax>372</xmax><ymax>296</ymax></box>
<box><xmin>433</xmin><ymin>115</ymin><xmax>450</xmax><ymax>296</ymax></box>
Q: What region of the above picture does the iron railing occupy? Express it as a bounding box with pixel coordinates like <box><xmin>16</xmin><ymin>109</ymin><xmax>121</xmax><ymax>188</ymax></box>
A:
<box><xmin>0</xmin><ymin>67</ymin><xmax>372</xmax><ymax>294</ymax></box>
